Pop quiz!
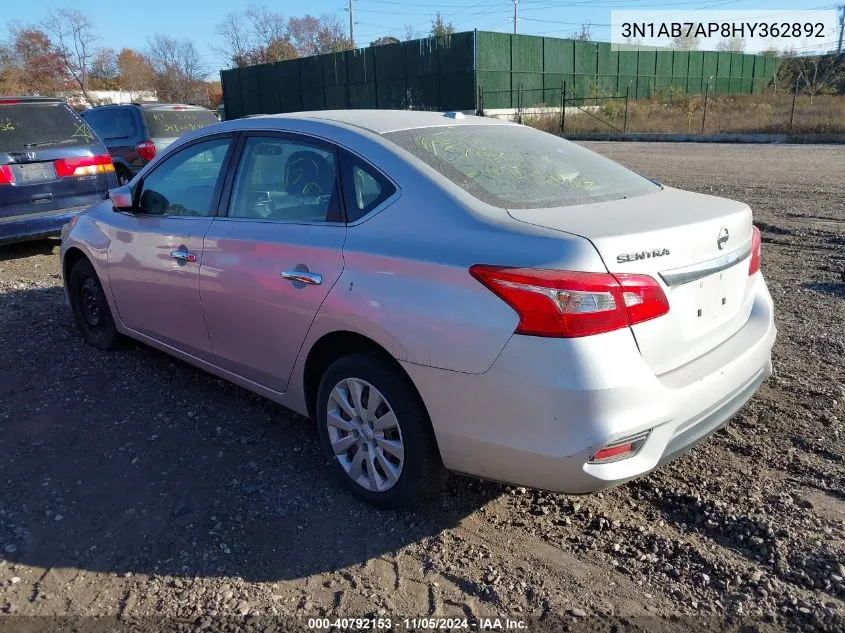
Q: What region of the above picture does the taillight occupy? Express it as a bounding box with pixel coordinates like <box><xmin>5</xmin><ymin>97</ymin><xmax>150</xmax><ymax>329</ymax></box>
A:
<box><xmin>748</xmin><ymin>226</ymin><xmax>762</xmax><ymax>276</ymax></box>
<box><xmin>469</xmin><ymin>266</ymin><xmax>670</xmax><ymax>338</ymax></box>
<box><xmin>0</xmin><ymin>165</ymin><xmax>14</xmax><ymax>185</ymax></box>
<box><xmin>136</xmin><ymin>141</ymin><xmax>156</xmax><ymax>162</ymax></box>
<box><xmin>55</xmin><ymin>154</ymin><xmax>115</xmax><ymax>177</ymax></box>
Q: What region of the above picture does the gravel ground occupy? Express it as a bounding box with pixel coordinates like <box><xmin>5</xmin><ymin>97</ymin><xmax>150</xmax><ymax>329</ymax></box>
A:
<box><xmin>0</xmin><ymin>143</ymin><xmax>843</xmax><ymax>633</ymax></box>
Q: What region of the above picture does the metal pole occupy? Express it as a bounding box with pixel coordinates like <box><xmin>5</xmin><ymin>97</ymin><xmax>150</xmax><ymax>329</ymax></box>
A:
<box><xmin>348</xmin><ymin>0</ymin><xmax>355</xmax><ymax>47</ymax></box>
<box><xmin>559</xmin><ymin>81</ymin><xmax>565</xmax><ymax>133</ymax></box>
<box><xmin>790</xmin><ymin>72</ymin><xmax>802</xmax><ymax>132</ymax></box>
<box><xmin>561</xmin><ymin>82</ymin><xmax>566</xmax><ymax>133</ymax></box>
<box><xmin>838</xmin><ymin>4</ymin><xmax>844</xmax><ymax>53</ymax></box>
<box><xmin>701</xmin><ymin>76</ymin><xmax>712</xmax><ymax>135</ymax></box>
<box><xmin>623</xmin><ymin>84</ymin><xmax>629</xmax><ymax>134</ymax></box>
<box><xmin>513</xmin><ymin>0</ymin><xmax>518</xmax><ymax>34</ymax></box>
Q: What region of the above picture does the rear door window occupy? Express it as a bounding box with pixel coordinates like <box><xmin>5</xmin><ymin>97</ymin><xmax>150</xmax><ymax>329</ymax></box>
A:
<box><xmin>0</xmin><ymin>102</ymin><xmax>97</xmax><ymax>153</ymax></box>
<box><xmin>144</xmin><ymin>109</ymin><xmax>218</xmax><ymax>138</ymax></box>
<box><xmin>83</xmin><ymin>108</ymin><xmax>138</xmax><ymax>140</ymax></box>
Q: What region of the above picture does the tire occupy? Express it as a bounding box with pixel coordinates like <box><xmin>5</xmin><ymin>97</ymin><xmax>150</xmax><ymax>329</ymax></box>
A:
<box><xmin>115</xmin><ymin>167</ymin><xmax>132</xmax><ymax>186</ymax></box>
<box><xmin>316</xmin><ymin>353</ymin><xmax>445</xmax><ymax>508</ymax></box>
<box><xmin>68</xmin><ymin>258</ymin><xmax>120</xmax><ymax>350</ymax></box>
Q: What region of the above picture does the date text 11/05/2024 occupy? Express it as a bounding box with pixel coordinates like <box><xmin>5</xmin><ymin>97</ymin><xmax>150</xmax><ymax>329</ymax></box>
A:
<box><xmin>307</xmin><ymin>617</ymin><xmax>530</xmax><ymax>630</ymax></box>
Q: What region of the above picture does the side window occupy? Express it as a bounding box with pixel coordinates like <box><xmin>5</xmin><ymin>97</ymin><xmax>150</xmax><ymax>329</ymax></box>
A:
<box><xmin>137</xmin><ymin>137</ymin><xmax>231</xmax><ymax>217</ymax></box>
<box><xmin>340</xmin><ymin>151</ymin><xmax>396</xmax><ymax>222</ymax></box>
<box><xmin>228</xmin><ymin>136</ymin><xmax>342</xmax><ymax>223</ymax></box>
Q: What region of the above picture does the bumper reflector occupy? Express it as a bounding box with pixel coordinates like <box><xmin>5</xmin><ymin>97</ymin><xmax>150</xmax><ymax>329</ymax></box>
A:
<box><xmin>590</xmin><ymin>431</ymin><xmax>651</xmax><ymax>464</ymax></box>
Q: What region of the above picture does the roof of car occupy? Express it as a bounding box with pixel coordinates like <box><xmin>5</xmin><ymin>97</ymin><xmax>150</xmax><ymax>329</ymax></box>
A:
<box><xmin>0</xmin><ymin>96</ymin><xmax>64</xmax><ymax>103</ymax></box>
<box><xmin>259</xmin><ymin>110</ymin><xmax>516</xmax><ymax>134</ymax></box>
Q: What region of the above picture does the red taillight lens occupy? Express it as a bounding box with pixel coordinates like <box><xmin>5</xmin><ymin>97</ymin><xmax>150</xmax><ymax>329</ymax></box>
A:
<box><xmin>55</xmin><ymin>154</ymin><xmax>115</xmax><ymax>178</ymax></box>
<box><xmin>0</xmin><ymin>165</ymin><xmax>14</xmax><ymax>185</ymax></box>
<box><xmin>136</xmin><ymin>140</ymin><xmax>156</xmax><ymax>162</ymax></box>
<box><xmin>469</xmin><ymin>266</ymin><xmax>670</xmax><ymax>338</ymax></box>
<box><xmin>748</xmin><ymin>226</ymin><xmax>762</xmax><ymax>276</ymax></box>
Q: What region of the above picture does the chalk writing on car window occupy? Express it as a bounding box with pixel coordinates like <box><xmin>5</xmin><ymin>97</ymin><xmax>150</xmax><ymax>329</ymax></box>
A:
<box><xmin>71</xmin><ymin>122</ymin><xmax>95</xmax><ymax>142</ymax></box>
<box><xmin>0</xmin><ymin>121</ymin><xmax>15</xmax><ymax>133</ymax></box>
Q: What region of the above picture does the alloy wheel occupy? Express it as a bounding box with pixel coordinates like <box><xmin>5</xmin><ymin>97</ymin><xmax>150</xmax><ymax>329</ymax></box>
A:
<box><xmin>326</xmin><ymin>378</ymin><xmax>404</xmax><ymax>492</ymax></box>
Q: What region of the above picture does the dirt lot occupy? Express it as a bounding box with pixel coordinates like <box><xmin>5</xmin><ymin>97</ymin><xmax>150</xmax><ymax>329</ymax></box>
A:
<box><xmin>0</xmin><ymin>143</ymin><xmax>843</xmax><ymax>633</ymax></box>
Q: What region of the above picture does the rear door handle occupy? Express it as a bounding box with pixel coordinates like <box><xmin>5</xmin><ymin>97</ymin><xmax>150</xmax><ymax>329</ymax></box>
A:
<box><xmin>281</xmin><ymin>270</ymin><xmax>322</xmax><ymax>285</ymax></box>
<box><xmin>170</xmin><ymin>249</ymin><xmax>197</xmax><ymax>263</ymax></box>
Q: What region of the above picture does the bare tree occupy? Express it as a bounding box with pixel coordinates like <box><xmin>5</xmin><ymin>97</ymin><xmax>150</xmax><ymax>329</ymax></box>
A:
<box><xmin>287</xmin><ymin>14</ymin><xmax>352</xmax><ymax>56</ymax></box>
<box><xmin>792</xmin><ymin>53</ymin><xmax>843</xmax><ymax>103</ymax></box>
<box><xmin>43</xmin><ymin>8</ymin><xmax>98</xmax><ymax>105</ymax></box>
<box><xmin>716</xmin><ymin>37</ymin><xmax>745</xmax><ymax>52</ymax></box>
<box><xmin>403</xmin><ymin>25</ymin><xmax>420</xmax><ymax>41</ymax></box>
<box><xmin>89</xmin><ymin>48</ymin><xmax>120</xmax><ymax>91</ymax></box>
<box><xmin>569</xmin><ymin>23</ymin><xmax>592</xmax><ymax>42</ymax></box>
<box><xmin>670</xmin><ymin>24</ymin><xmax>701</xmax><ymax>50</ymax></box>
<box><xmin>214</xmin><ymin>3</ymin><xmax>295</xmax><ymax>68</ymax></box>
<box><xmin>146</xmin><ymin>35</ymin><xmax>208</xmax><ymax>104</ymax></box>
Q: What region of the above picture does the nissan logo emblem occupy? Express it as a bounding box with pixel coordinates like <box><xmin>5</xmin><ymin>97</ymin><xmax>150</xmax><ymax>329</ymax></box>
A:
<box><xmin>717</xmin><ymin>228</ymin><xmax>729</xmax><ymax>250</ymax></box>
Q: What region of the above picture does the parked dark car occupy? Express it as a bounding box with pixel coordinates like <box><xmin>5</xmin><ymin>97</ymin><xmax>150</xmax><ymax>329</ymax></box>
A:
<box><xmin>0</xmin><ymin>96</ymin><xmax>117</xmax><ymax>245</ymax></box>
<box><xmin>81</xmin><ymin>103</ymin><xmax>219</xmax><ymax>184</ymax></box>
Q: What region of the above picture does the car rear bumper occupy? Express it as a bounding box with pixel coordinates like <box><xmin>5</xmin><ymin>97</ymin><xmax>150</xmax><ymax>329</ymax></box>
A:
<box><xmin>0</xmin><ymin>206</ymin><xmax>91</xmax><ymax>245</ymax></box>
<box><xmin>403</xmin><ymin>273</ymin><xmax>776</xmax><ymax>494</ymax></box>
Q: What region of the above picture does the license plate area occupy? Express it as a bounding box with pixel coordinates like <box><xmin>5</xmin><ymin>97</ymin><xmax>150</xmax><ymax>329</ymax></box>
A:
<box><xmin>11</xmin><ymin>162</ymin><xmax>57</xmax><ymax>184</ymax></box>
<box><xmin>673</xmin><ymin>267</ymin><xmax>746</xmax><ymax>338</ymax></box>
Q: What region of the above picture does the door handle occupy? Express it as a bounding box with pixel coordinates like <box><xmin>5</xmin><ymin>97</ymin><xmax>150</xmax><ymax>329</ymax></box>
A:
<box><xmin>170</xmin><ymin>249</ymin><xmax>197</xmax><ymax>263</ymax></box>
<box><xmin>281</xmin><ymin>270</ymin><xmax>322</xmax><ymax>285</ymax></box>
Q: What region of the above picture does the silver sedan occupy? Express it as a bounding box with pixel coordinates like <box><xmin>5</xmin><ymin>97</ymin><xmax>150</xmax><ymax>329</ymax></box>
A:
<box><xmin>60</xmin><ymin>110</ymin><xmax>776</xmax><ymax>508</ymax></box>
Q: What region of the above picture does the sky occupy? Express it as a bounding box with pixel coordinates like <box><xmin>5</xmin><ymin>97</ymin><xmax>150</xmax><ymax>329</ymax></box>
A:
<box><xmin>8</xmin><ymin>0</ymin><xmax>841</xmax><ymax>74</ymax></box>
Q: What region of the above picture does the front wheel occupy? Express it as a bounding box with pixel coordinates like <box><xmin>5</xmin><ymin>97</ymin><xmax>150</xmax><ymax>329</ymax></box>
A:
<box><xmin>68</xmin><ymin>258</ymin><xmax>120</xmax><ymax>350</ymax></box>
<box><xmin>316</xmin><ymin>353</ymin><xmax>444</xmax><ymax>508</ymax></box>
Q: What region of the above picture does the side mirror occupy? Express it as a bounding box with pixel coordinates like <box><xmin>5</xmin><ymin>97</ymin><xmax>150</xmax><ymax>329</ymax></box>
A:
<box><xmin>109</xmin><ymin>184</ymin><xmax>135</xmax><ymax>212</ymax></box>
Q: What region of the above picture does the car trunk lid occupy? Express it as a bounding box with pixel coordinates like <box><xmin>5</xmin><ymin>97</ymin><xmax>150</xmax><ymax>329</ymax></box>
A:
<box><xmin>508</xmin><ymin>187</ymin><xmax>756</xmax><ymax>375</ymax></box>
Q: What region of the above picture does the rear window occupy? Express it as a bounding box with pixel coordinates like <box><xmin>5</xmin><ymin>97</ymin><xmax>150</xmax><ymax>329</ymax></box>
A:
<box><xmin>144</xmin><ymin>108</ymin><xmax>218</xmax><ymax>138</ymax></box>
<box><xmin>383</xmin><ymin>125</ymin><xmax>660</xmax><ymax>209</ymax></box>
<box><xmin>0</xmin><ymin>102</ymin><xmax>98</xmax><ymax>154</ymax></box>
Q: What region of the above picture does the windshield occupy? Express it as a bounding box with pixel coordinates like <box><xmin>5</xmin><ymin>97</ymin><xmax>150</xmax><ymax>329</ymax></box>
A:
<box><xmin>0</xmin><ymin>102</ymin><xmax>97</xmax><ymax>154</ymax></box>
<box><xmin>384</xmin><ymin>124</ymin><xmax>660</xmax><ymax>209</ymax></box>
<box><xmin>144</xmin><ymin>108</ymin><xmax>219</xmax><ymax>138</ymax></box>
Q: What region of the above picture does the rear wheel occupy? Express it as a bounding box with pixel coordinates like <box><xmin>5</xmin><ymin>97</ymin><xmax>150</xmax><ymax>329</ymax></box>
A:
<box><xmin>68</xmin><ymin>259</ymin><xmax>120</xmax><ymax>350</ymax></box>
<box><xmin>316</xmin><ymin>353</ymin><xmax>444</xmax><ymax>508</ymax></box>
<box><xmin>115</xmin><ymin>167</ymin><xmax>132</xmax><ymax>186</ymax></box>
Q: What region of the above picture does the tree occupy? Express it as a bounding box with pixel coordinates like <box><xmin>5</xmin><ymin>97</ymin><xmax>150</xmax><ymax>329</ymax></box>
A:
<box><xmin>370</xmin><ymin>36</ymin><xmax>401</xmax><ymax>47</ymax></box>
<box><xmin>117</xmin><ymin>49</ymin><xmax>155</xmax><ymax>99</ymax></box>
<box><xmin>670</xmin><ymin>24</ymin><xmax>700</xmax><ymax>50</ymax></box>
<box><xmin>43</xmin><ymin>8</ymin><xmax>98</xmax><ymax>106</ymax></box>
<box><xmin>89</xmin><ymin>48</ymin><xmax>120</xmax><ymax>91</ymax></box>
<box><xmin>791</xmin><ymin>53</ymin><xmax>844</xmax><ymax>103</ymax></box>
<box><xmin>146</xmin><ymin>35</ymin><xmax>208</xmax><ymax>104</ymax></box>
<box><xmin>429</xmin><ymin>12</ymin><xmax>455</xmax><ymax>37</ymax></box>
<box><xmin>287</xmin><ymin>14</ymin><xmax>353</xmax><ymax>56</ymax></box>
<box><xmin>716</xmin><ymin>37</ymin><xmax>745</xmax><ymax>53</ymax></box>
<box><xmin>214</xmin><ymin>3</ymin><xmax>296</xmax><ymax>68</ymax></box>
<box><xmin>570</xmin><ymin>23</ymin><xmax>592</xmax><ymax>42</ymax></box>
<box><xmin>403</xmin><ymin>25</ymin><xmax>419</xmax><ymax>41</ymax></box>
<box><xmin>0</xmin><ymin>26</ymin><xmax>70</xmax><ymax>96</ymax></box>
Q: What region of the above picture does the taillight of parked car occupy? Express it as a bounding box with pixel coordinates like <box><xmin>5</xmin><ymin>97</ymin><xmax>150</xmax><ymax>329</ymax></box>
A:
<box><xmin>469</xmin><ymin>266</ymin><xmax>670</xmax><ymax>338</ymax></box>
<box><xmin>0</xmin><ymin>165</ymin><xmax>14</xmax><ymax>185</ymax></box>
<box><xmin>748</xmin><ymin>226</ymin><xmax>762</xmax><ymax>276</ymax></box>
<box><xmin>136</xmin><ymin>141</ymin><xmax>156</xmax><ymax>162</ymax></box>
<box><xmin>55</xmin><ymin>154</ymin><xmax>115</xmax><ymax>178</ymax></box>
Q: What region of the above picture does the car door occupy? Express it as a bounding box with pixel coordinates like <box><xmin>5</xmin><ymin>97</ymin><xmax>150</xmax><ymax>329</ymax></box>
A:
<box><xmin>200</xmin><ymin>132</ymin><xmax>351</xmax><ymax>392</ymax></box>
<box><xmin>107</xmin><ymin>134</ymin><xmax>236</xmax><ymax>361</ymax></box>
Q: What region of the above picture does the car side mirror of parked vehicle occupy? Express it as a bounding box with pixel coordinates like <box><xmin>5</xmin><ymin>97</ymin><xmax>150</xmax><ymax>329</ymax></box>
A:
<box><xmin>109</xmin><ymin>185</ymin><xmax>135</xmax><ymax>212</ymax></box>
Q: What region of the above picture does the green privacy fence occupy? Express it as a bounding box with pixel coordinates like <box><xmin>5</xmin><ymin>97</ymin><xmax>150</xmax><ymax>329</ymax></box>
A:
<box><xmin>220</xmin><ymin>31</ymin><xmax>780</xmax><ymax>118</ymax></box>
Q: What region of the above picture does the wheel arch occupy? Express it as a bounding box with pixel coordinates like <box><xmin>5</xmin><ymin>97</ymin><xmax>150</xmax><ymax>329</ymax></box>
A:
<box><xmin>302</xmin><ymin>330</ymin><xmax>431</xmax><ymax>430</ymax></box>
